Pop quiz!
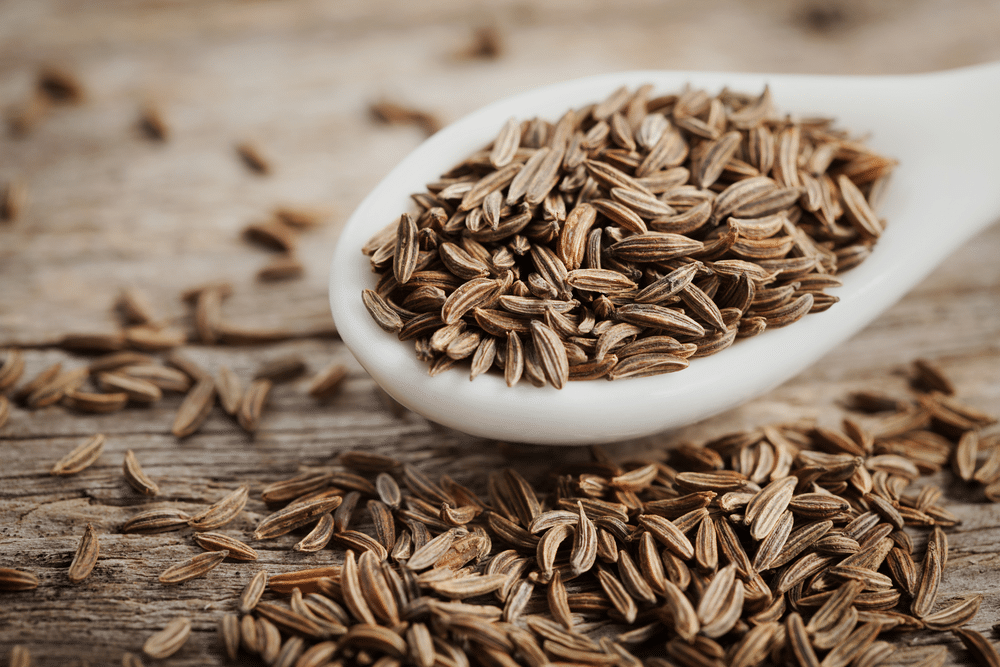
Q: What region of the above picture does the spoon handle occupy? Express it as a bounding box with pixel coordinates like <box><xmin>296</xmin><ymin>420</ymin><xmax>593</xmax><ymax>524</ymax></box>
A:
<box><xmin>907</xmin><ymin>61</ymin><xmax>1000</xmax><ymax>240</ymax></box>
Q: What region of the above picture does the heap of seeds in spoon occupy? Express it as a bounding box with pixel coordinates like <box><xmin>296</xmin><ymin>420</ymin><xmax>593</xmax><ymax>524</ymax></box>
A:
<box><xmin>361</xmin><ymin>84</ymin><xmax>897</xmax><ymax>387</ymax></box>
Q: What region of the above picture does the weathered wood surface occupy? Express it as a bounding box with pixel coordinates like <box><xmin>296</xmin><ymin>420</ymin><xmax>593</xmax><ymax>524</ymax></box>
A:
<box><xmin>2</xmin><ymin>0</ymin><xmax>1000</xmax><ymax>664</ymax></box>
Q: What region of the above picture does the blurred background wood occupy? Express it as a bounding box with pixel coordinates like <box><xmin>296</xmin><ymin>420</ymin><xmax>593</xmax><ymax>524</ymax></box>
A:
<box><xmin>2</xmin><ymin>0</ymin><xmax>1000</xmax><ymax>664</ymax></box>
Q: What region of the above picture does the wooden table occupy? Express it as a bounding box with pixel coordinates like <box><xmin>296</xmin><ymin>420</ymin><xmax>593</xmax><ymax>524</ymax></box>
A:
<box><xmin>2</xmin><ymin>1</ymin><xmax>1000</xmax><ymax>664</ymax></box>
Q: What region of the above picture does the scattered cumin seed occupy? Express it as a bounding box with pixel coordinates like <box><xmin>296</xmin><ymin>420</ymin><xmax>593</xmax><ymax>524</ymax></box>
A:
<box><xmin>1</xmin><ymin>178</ymin><xmax>28</xmax><ymax>222</ymax></box>
<box><xmin>138</xmin><ymin>103</ymin><xmax>168</xmax><ymax>141</ymax></box>
<box><xmin>369</xmin><ymin>99</ymin><xmax>441</xmax><ymax>136</ymax></box>
<box><xmin>236</xmin><ymin>140</ymin><xmax>272</xmax><ymax>175</ymax></box>
<box><xmin>0</xmin><ymin>567</ymin><xmax>39</xmax><ymax>591</ymax></box>
<box><xmin>142</xmin><ymin>616</ymin><xmax>191</xmax><ymax>658</ymax></box>
<box><xmin>258</xmin><ymin>253</ymin><xmax>305</xmax><ymax>281</ymax></box>
<box><xmin>67</xmin><ymin>523</ymin><xmax>99</xmax><ymax>583</ymax></box>
<box><xmin>238</xmin><ymin>378</ymin><xmax>272</xmax><ymax>432</ymax></box>
<box><xmin>51</xmin><ymin>434</ymin><xmax>105</xmax><ymax>476</ymax></box>
<box><xmin>157</xmin><ymin>550</ymin><xmax>228</xmax><ymax>584</ymax></box>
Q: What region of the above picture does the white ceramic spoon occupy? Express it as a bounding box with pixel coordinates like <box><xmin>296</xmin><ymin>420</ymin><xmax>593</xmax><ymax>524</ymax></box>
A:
<box><xmin>330</xmin><ymin>62</ymin><xmax>1000</xmax><ymax>445</ymax></box>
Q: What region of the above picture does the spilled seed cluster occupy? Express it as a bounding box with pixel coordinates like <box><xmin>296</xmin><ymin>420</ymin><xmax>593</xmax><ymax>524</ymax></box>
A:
<box><xmin>0</xmin><ymin>281</ymin><xmax>344</xmax><ymax>437</ymax></box>
<box><xmin>362</xmin><ymin>84</ymin><xmax>896</xmax><ymax>387</ymax></box>
<box><xmin>122</xmin><ymin>359</ymin><xmax>994</xmax><ymax>667</ymax></box>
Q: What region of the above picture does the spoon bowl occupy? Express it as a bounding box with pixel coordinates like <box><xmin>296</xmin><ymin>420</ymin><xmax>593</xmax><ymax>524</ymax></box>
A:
<box><xmin>330</xmin><ymin>63</ymin><xmax>1000</xmax><ymax>445</ymax></box>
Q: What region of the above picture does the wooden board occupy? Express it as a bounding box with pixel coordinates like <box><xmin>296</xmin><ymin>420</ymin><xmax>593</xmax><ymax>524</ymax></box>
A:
<box><xmin>2</xmin><ymin>0</ymin><xmax>1000</xmax><ymax>664</ymax></box>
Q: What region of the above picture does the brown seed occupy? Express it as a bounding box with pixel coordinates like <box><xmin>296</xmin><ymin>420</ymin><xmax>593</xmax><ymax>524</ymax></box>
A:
<box><xmin>236</xmin><ymin>141</ymin><xmax>272</xmax><ymax>174</ymax></box>
<box><xmin>529</xmin><ymin>320</ymin><xmax>568</xmax><ymax>389</ymax></box>
<box><xmin>51</xmin><ymin>434</ymin><xmax>105</xmax><ymax>476</ymax></box>
<box><xmin>189</xmin><ymin>483</ymin><xmax>249</xmax><ymax>531</ymax></box>
<box><xmin>268</xmin><ymin>567</ymin><xmax>341</xmax><ymax>595</ymax></box>
<box><xmin>237</xmin><ymin>570</ymin><xmax>268</xmax><ymax>614</ymax></box>
<box><xmin>122</xmin><ymin>450</ymin><xmax>159</xmax><ymax>496</ymax></box>
<box><xmin>730</xmin><ymin>621</ymin><xmax>779</xmax><ymax>667</ymax></box>
<box><xmin>294</xmin><ymin>513</ymin><xmax>335</xmax><ymax>552</ymax></box>
<box><xmin>195</xmin><ymin>532</ymin><xmax>258</xmax><ymax>561</ymax></box>
<box><xmin>786</xmin><ymin>612</ymin><xmax>820</xmax><ymax>667</ymax></box>
<box><xmin>118</xmin><ymin>364</ymin><xmax>192</xmax><ymax>393</ymax></box>
<box><xmin>172</xmin><ymin>376</ymin><xmax>216</xmax><ymax>438</ymax></box>
<box><xmin>1</xmin><ymin>178</ymin><xmax>29</xmax><ymax>222</ymax></box>
<box><xmin>256</xmin><ymin>355</ymin><xmax>307</xmax><ymax>383</ymax></box>
<box><xmin>954</xmin><ymin>628</ymin><xmax>1000</xmax><ymax>667</ymax></box>
<box><xmin>0</xmin><ymin>349</ymin><xmax>25</xmax><ymax>391</ymax></box>
<box><xmin>218</xmin><ymin>614</ymin><xmax>241</xmax><ymax>660</ymax></box>
<box><xmin>596</xmin><ymin>566</ymin><xmax>637</xmax><ymax>624</ymax></box>
<box><xmin>158</xmin><ymin>551</ymin><xmax>229</xmax><ymax>584</ymax></box>
<box><xmin>124</xmin><ymin>325</ymin><xmax>186</xmax><ymax>351</ymax></box>
<box><xmin>27</xmin><ymin>366</ymin><xmax>89</xmax><ymax>408</ymax></box>
<box><xmin>8</xmin><ymin>646</ymin><xmax>32</xmax><ymax>667</ymax></box>
<box><xmin>490</xmin><ymin>117</ymin><xmax>522</xmax><ymax>169</ymax></box>
<box><xmin>0</xmin><ymin>567</ymin><xmax>39</xmax><ymax>591</ymax></box>
<box><xmin>253</xmin><ymin>496</ymin><xmax>343</xmax><ymax>540</ymax></box>
<box><xmin>369</xmin><ymin>99</ymin><xmax>441</xmax><ymax>135</ymax></box>
<box><xmin>257</xmin><ymin>253</ymin><xmax>304</xmax><ymax>281</ymax></box>
<box><xmin>922</xmin><ymin>593</ymin><xmax>982</xmax><ymax>631</ymax></box>
<box><xmin>238</xmin><ymin>378</ymin><xmax>272</xmax><ymax>432</ymax></box>
<box><xmin>67</xmin><ymin>523</ymin><xmax>99</xmax><ymax>583</ymax></box>
<box><xmin>911</xmin><ymin>526</ymin><xmax>944</xmax><ymax>617</ymax></box>
<box><xmin>97</xmin><ymin>372</ymin><xmax>162</xmax><ymax>404</ymax></box>
<box><xmin>37</xmin><ymin>66</ymin><xmax>84</xmax><ymax>103</ymax></box>
<box><xmin>143</xmin><ymin>617</ymin><xmax>192</xmax><ymax>659</ymax></box>
<box><xmin>121</xmin><ymin>508</ymin><xmax>191</xmax><ymax>534</ymax></box>
<box><xmin>257</xmin><ymin>617</ymin><xmax>281</xmax><ymax>664</ymax></box>
<box><xmin>62</xmin><ymin>390</ymin><xmax>128</xmax><ymax>414</ymax></box>
<box><xmin>274</xmin><ymin>204</ymin><xmax>330</xmax><ymax>229</ymax></box>
<box><xmin>255</xmin><ymin>602</ymin><xmax>326</xmax><ymax>639</ymax></box>
<box><xmin>215</xmin><ymin>366</ymin><xmax>243</xmax><ymax>415</ymax></box>
<box><xmin>308</xmin><ymin>363</ymin><xmax>349</xmax><ymax>400</ymax></box>
<box><xmin>362</xmin><ymin>289</ymin><xmax>404</xmax><ymax>333</ymax></box>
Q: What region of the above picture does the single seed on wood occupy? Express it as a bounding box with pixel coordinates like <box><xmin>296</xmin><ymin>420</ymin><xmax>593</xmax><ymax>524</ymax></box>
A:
<box><xmin>171</xmin><ymin>376</ymin><xmax>216</xmax><ymax>438</ymax></box>
<box><xmin>1</xmin><ymin>178</ymin><xmax>28</xmax><ymax>221</ymax></box>
<box><xmin>189</xmin><ymin>483</ymin><xmax>250</xmax><ymax>531</ymax></box>
<box><xmin>195</xmin><ymin>532</ymin><xmax>258</xmax><ymax>561</ymax></box>
<box><xmin>138</xmin><ymin>103</ymin><xmax>168</xmax><ymax>140</ymax></box>
<box><xmin>953</xmin><ymin>628</ymin><xmax>1000</xmax><ymax>667</ymax></box>
<box><xmin>0</xmin><ymin>568</ymin><xmax>39</xmax><ymax>591</ymax></box>
<box><xmin>253</xmin><ymin>496</ymin><xmax>343</xmax><ymax>540</ymax></box>
<box><xmin>369</xmin><ymin>99</ymin><xmax>441</xmax><ymax>136</ymax></box>
<box><xmin>238</xmin><ymin>378</ymin><xmax>272</xmax><ymax>432</ymax></box>
<box><xmin>157</xmin><ymin>551</ymin><xmax>229</xmax><ymax>584</ymax></box>
<box><xmin>143</xmin><ymin>617</ymin><xmax>192</xmax><ymax>659</ymax></box>
<box><xmin>37</xmin><ymin>66</ymin><xmax>85</xmax><ymax>103</ymax></box>
<box><xmin>215</xmin><ymin>365</ymin><xmax>243</xmax><ymax>415</ymax></box>
<box><xmin>244</xmin><ymin>219</ymin><xmax>296</xmax><ymax>251</ymax></box>
<box><xmin>121</xmin><ymin>508</ymin><xmax>191</xmax><ymax>534</ymax></box>
<box><xmin>8</xmin><ymin>646</ymin><xmax>31</xmax><ymax>667</ymax></box>
<box><xmin>51</xmin><ymin>434</ymin><xmax>105</xmax><ymax>476</ymax></box>
<box><xmin>122</xmin><ymin>450</ymin><xmax>159</xmax><ymax>496</ymax></box>
<box><xmin>124</xmin><ymin>325</ymin><xmax>187</xmax><ymax>351</ymax></box>
<box><xmin>218</xmin><ymin>614</ymin><xmax>240</xmax><ymax>661</ymax></box>
<box><xmin>255</xmin><ymin>355</ymin><xmax>307</xmax><ymax>383</ymax></box>
<box><xmin>258</xmin><ymin>253</ymin><xmax>304</xmax><ymax>281</ymax></box>
<box><xmin>67</xmin><ymin>523</ymin><xmax>99</xmax><ymax>583</ymax></box>
<box><xmin>238</xmin><ymin>570</ymin><xmax>269</xmax><ymax>613</ymax></box>
<box><xmin>236</xmin><ymin>141</ymin><xmax>272</xmax><ymax>174</ymax></box>
<box><xmin>274</xmin><ymin>205</ymin><xmax>329</xmax><ymax>228</ymax></box>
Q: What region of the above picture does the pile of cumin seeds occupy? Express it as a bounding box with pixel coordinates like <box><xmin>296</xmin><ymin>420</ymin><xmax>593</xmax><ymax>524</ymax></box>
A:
<box><xmin>362</xmin><ymin>84</ymin><xmax>897</xmax><ymax>387</ymax></box>
<box><xmin>210</xmin><ymin>358</ymin><xmax>998</xmax><ymax>667</ymax></box>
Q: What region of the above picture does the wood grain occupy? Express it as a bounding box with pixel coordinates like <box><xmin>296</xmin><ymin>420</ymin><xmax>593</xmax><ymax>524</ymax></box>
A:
<box><xmin>2</xmin><ymin>0</ymin><xmax>1000</xmax><ymax>664</ymax></box>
